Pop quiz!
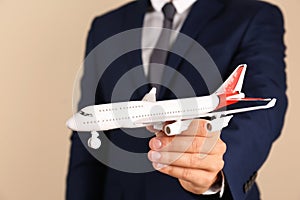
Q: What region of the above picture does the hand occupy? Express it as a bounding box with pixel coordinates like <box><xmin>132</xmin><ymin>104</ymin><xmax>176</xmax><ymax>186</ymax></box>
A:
<box><xmin>147</xmin><ymin>119</ymin><xmax>226</xmax><ymax>194</ymax></box>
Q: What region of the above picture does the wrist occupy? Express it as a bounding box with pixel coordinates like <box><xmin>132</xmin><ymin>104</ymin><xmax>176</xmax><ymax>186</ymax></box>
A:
<box><xmin>202</xmin><ymin>171</ymin><xmax>224</xmax><ymax>197</ymax></box>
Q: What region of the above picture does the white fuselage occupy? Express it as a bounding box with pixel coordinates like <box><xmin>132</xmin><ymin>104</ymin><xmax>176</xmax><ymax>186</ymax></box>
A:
<box><xmin>67</xmin><ymin>94</ymin><xmax>220</xmax><ymax>132</ymax></box>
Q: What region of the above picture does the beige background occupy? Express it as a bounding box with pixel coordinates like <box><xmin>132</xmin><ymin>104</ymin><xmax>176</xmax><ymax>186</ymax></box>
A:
<box><xmin>0</xmin><ymin>0</ymin><xmax>299</xmax><ymax>199</ymax></box>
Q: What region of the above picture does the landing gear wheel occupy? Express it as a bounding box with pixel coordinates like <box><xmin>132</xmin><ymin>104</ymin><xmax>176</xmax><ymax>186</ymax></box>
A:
<box><xmin>88</xmin><ymin>131</ymin><xmax>101</xmax><ymax>149</ymax></box>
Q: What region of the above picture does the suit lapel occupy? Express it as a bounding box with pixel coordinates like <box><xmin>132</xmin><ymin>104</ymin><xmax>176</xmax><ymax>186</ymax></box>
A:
<box><xmin>159</xmin><ymin>0</ymin><xmax>224</xmax><ymax>99</ymax></box>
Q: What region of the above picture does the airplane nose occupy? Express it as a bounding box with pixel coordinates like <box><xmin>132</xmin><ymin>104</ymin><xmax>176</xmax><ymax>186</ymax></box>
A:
<box><xmin>66</xmin><ymin>117</ymin><xmax>76</xmax><ymax>130</ymax></box>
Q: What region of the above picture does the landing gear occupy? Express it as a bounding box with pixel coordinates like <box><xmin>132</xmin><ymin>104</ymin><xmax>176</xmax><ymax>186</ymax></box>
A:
<box><xmin>88</xmin><ymin>131</ymin><xmax>101</xmax><ymax>149</ymax></box>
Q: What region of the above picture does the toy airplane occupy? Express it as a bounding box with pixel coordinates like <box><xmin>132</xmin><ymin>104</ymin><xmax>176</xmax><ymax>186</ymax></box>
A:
<box><xmin>66</xmin><ymin>64</ymin><xmax>276</xmax><ymax>149</ymax></box>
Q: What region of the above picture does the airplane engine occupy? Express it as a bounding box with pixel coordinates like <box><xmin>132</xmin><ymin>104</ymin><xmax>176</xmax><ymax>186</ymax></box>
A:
<box><xmin>206</xmin><ymin>115</ymin><xmax>233</xmax><ymax>132</ymax></box>
<box><xmin>164</xmin><ymin>120</ymin><xmax>193</xmax><ymax>136</ymax></box>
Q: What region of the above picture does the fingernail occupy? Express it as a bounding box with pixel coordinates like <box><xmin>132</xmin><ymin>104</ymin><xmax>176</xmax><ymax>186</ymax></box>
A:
<box><xmin>199</xmin><ymin>153</ymin><xmax>207</xmax><ymax>159</ymax></box>
<box><xmin>154</xmin><ymin>163</ymin><xmax>167</xmax><ymax>169</ymax></box>
<box><xmin>150</xmin><ymin>151</ymin><xmax>161</xmax><ymax>161</ymax></box>
<box><xmin>152</xmin><ymin>138</ymin><xmax>162</xmax><ymax>149</ymax></box>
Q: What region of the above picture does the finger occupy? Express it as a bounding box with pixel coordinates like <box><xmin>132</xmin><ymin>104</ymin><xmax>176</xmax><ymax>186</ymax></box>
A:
<box><xmin>148</xmin><ymin>151</ymin><xmax>225</xmax><ymax>171</ymax></box>
<box><xmin>150</xmin><ymin>136</ymin><xmax>204</xmax><ymax>153</ymax></box>
<box><xmin>155</xmin><ymin>131</ymin><xmax>166</xmax><ymax>137</ymax></box>
<box><xmin>170</xmin><ymin>119</ymin><xmax>208</xmax><ymax>137</ymax></box>
<box><xmin>178</xmin><ymin>179</ymin><xmax>211</xmax><ymax>195</ymax></box>
<box><xmin>152</xmin><ymin>163</ymin><xmax>218</xmax><ymax>188</ymax></box>
<box><xmin>146</xmin><ymin>125</ymin><xmax>159</xmax><ymax>133</ymax></box>
<box><xmin>199</xmin><ymin>132</ymin><xmax>222</xmax><ymax>155</ymax></box>
<box><xmin>149</xmin><ymin>135</ymin><xmax>224</xmax><ymax>154</ymax></box>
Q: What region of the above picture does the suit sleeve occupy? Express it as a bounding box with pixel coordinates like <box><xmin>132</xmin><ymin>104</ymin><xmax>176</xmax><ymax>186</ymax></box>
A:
<box><xmin>221</xmin><ymin>4</ymin><xmax>288</xmax><ymax>199</ymax></box>
<box><xmin>66</xmin><ymin>18</ymin><xmax>106</xmax><ymax>200</ymax></box>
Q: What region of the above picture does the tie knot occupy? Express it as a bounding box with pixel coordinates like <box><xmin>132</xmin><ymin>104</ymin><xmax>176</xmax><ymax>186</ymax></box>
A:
<box><xmin>162</xmin><ymin>2</ymin><xmax>176</xmax><ymax>21</ymax></box>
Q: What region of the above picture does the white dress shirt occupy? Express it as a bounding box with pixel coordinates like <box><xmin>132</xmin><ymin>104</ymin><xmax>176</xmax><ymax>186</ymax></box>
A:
<box><xmin>142</xmin><ymin>0</ymin><xmax>197</xmax><ymax>76</ymax></box>
<box><xmin>141</xmin><ymin>0</ymin><xmax>225</xmax><ymax>197</ymax></box>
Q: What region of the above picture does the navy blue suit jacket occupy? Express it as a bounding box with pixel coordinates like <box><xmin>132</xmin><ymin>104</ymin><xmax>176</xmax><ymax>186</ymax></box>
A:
<box><xmin>67</xmin><ymin>0</ymin><xmax>287</xmax><ymax>199</ymax></box>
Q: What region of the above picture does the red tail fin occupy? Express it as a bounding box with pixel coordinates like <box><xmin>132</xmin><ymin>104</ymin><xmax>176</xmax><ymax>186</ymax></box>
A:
<box><xmin>215</xmin><ymin>64</ymin><xmax>247</xmax><ymax>109</ymax></box>
<box><xmin>215</xmin><ymin>64</ymin><xmax>247</xmax><ymax>95</ymax></box>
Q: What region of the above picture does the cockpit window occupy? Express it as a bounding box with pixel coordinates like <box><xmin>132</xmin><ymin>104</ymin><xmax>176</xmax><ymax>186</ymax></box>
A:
<box><xmin>79</xmin><ymin>110</ymin><xmax>93</xmax><ymax>117</ymax></box>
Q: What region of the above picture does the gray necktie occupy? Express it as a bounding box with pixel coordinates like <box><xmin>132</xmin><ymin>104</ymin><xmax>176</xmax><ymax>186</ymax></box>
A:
<box><xmin>148</xmin><ymin>2</ymin><xmax>176</xmax><ymax>88</ymax></box>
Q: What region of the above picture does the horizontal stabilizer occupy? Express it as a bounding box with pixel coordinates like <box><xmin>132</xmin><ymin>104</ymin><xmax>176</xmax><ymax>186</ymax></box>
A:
<box><xmin>228</xmin><ymin>98</ymin><xmax>272</xmax><ymax>101</ymax></box>
<box><xmin>201</xmin><ymin>98</ymin><xmax>276</xmax><ymax>118</ymax></box>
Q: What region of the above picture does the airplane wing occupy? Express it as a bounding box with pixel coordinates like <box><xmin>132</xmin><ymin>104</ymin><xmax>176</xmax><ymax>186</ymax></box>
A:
<box><xmin>161</xmin><ymin>99</ymin><xmax>276</xmax><ymax>136</ymax></box>
<box><xmin>199</xmin><ymin>98</ymin><xmax>276</xmax><ymax>118</ymax></box>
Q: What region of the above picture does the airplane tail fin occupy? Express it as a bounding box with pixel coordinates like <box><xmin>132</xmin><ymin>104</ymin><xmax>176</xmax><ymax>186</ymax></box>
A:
<box><xmin>215</xmin><ymin>64</ymin><xmax>247</xmax><ymax>98</ymax></box>
<box><xmin>214</xmin><ymin>64</ymin><xmax>274</xmax><ymax>110</ymax></box>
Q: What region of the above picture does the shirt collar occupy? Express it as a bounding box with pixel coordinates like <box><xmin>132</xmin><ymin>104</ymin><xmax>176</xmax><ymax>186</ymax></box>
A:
<box><xmin>150</xmin><ymin>0</ymin><xmax>197</xmax><ymax>14</ymax></box>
